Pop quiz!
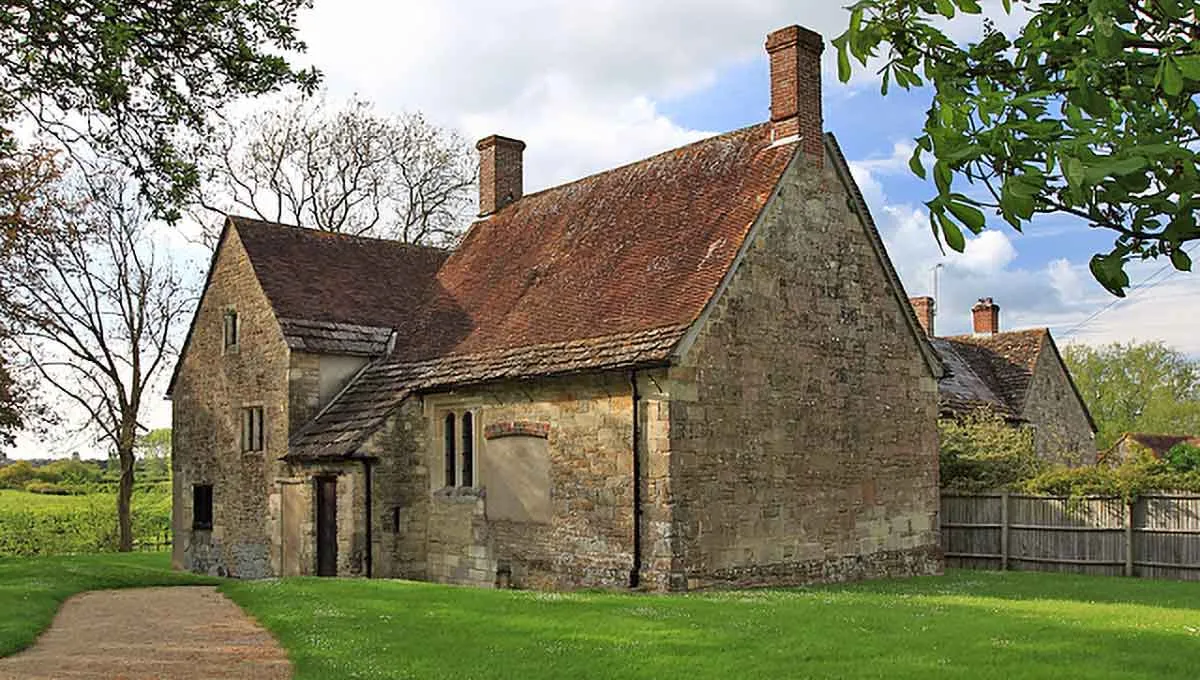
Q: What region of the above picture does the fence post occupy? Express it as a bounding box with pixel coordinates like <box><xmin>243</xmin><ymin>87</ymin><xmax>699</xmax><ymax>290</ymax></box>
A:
<box><xmin>1000</xmin><ymin>490</ymin><xmax>1010</xmax><ymax>571</ymax></box>
<box><xmin>1124</xmin><ymin>497</ymin><xmax>1136</xmax><ymax>577</ymax></box>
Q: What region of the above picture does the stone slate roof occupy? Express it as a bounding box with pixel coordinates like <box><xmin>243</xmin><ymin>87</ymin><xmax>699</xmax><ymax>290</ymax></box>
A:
<box><xmin>928</xmin><ymin>338</ymin><xmax>1019</xmax><ymax>420</ymax></box>
<box><xmin>945</xmin><ymin>329</ymin><xmax>1047</xmax><ymax>414</ymax></box>
<box><xmin>287</xmin><ymin>325</ymin><xmax>685</xmax><ymax>459</ymax></box>
<box><xmin>931</xmin><ymin>329</ymin><xmax>1095</xmax><ymax>432</ymax></box>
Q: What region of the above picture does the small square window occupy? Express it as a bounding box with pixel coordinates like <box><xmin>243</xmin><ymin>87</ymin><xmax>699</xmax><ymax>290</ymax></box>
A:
<box><xmin>193</xmin><ymin>484</ymin><xmax>213</xmax><ymax>530</ymax></box>
<box><xmin>223</xmin><ymin>310</ymin><xmax>239</xmax><ymax>349</ymax></box>
<box><xmin>241</xmin><ymin>406</ymin><xmax>264</xmax><ymax>452</ymax></box>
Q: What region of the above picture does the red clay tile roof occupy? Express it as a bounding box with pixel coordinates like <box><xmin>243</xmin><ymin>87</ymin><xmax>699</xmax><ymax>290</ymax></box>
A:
<box><xmin>283</xmin><ymin>124</ymin><xmax>800</xmax><ymax>458</ymax></box>
<box><xmin>392</xmin><ymin>123</ymin><xmax>795</xmax><ymax>361</ymax></box>
<box><xmin>233</xmin><ymin>216</ymin><xmax>450</xmax><ymax>332</ymax></box>
<box><xmin>1103</xmin><ymin>433</ymin><xmax>1200</xmax><ymax>462</ymax></box>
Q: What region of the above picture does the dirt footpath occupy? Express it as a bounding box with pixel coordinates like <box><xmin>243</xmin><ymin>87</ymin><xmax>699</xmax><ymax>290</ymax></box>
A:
<box><xmin>0</xmin><ymin>586</ymin><xmax>291</xmax><ymax>680</ymax></box>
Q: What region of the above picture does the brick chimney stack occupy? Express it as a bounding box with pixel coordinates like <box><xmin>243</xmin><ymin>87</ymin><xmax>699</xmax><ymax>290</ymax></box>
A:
<box><xmin>476</xmin><ymin>135</ymin><xmax>526</xmax><ymax>217</ymax></box>
<box><xmin>972</xmin><ymin>298</ymin><xmax>1000</xmax><ymax>336</ymax></box>
<box><xmin>910</xmin><ymin>296</ymin><xmax>935</xmax><ymax>337</ymax></box>
<box><xmin>765</xmin><ymin>25</ymin><xmax>825</xmax><ymax>160</ymax></box>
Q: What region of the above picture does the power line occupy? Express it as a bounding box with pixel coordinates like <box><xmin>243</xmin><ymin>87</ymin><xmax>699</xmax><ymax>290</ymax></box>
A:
<box><xmin>1061</xmin><ymin>243</ymin><xmax>1200</xmax><ymax>339</ymax></box>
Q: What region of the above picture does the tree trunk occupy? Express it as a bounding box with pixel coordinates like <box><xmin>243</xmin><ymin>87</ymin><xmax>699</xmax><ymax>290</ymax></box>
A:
<box><xmin>117</xmin><ymin>442</ymin><xmax>135</xmax><ymax>552</ymax></box>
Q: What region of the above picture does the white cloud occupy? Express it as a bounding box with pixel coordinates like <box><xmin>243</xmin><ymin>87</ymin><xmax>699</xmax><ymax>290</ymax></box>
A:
<box><xmin>855</xmin><ymin>141</ymin><xmax>1200</xmax><ymax>354</ymax></box>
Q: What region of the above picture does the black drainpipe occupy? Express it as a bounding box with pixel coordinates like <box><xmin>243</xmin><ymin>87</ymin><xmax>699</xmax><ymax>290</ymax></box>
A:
<box><xmin>363</xmin><ymin>459</ymin><xmax>373</xmax><ymax>578</ymax></box>
<box><xmin>630</xmin><ymin>370</ymin><xmax>642</xmax><ymax>588</ymax></box>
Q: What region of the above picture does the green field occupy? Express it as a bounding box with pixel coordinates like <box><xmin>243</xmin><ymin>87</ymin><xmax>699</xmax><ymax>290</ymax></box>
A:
<box><xmin>3</xmin><ymin>553</ymin><xmax>1200</xmax><ymax>679</ymax></box>
<box><xmin>0</xmin><ymin>488</ymin><xmax>171</xmax><ymax>556</ymax></box>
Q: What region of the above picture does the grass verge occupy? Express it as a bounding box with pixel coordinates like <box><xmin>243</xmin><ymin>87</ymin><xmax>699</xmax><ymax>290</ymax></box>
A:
<box><xmin>0</xmin><ymin>552</ymin><xmax>214</xmax><ymax>657</ymax></box>
<box><xmin>222</xmin><ymin>570</ymin><xmax>1200</xmax><ymax>680</ymax></box>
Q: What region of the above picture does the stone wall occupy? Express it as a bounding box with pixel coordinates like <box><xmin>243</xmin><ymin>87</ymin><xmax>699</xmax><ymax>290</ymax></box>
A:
<box><xmin>662</xmin><ymin>149</ymin><xmax>942</xmax><ymax>589</ymax></box>
<box><xmin>1023</xmin><ymin>338</ymin><xmax>1096</xmax><ymax>465</ymax></box>
<box><xmin>171</xmin><ymin>227</ymin><xmax>290</xmax><ymax>578</ymax></box>
<box><xmin>374</xmin><ymin>372</ymin><xmax>638</xmax><ymax>589</ymax></box>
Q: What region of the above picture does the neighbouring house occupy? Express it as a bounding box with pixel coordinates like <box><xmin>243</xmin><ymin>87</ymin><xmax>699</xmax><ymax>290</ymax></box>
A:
<box><xmin>1100</xmin><ymin>433</ymin><xmax>1200</xmax><ymax>466</ymax></box>
<box><xmin>910</xmin><ymin>296</ymin><xmax>1097</xmax><ymax>464</ymax></box>
<box><xmin>169</xmin><ymin>25</ymin><xmax>945</xmax><ymax>590</ymax></box>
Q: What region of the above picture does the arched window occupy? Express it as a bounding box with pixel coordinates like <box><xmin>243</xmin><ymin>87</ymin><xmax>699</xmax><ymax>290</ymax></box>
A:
<box><xmin>461</xmin><ymin>412</ymin><xmax>474</xmax><ymax>487</ymax></box>
<box><xmin>443</xmin><ymin>413</ymin><xmax>456</xmax><ymax>488</ymax></box>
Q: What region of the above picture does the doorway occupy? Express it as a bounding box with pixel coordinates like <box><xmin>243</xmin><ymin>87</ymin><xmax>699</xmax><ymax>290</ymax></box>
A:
<box><xmin>315</xmin><ymin>476</ymin><xmax>338</xmax><ymax>577</ymax></box>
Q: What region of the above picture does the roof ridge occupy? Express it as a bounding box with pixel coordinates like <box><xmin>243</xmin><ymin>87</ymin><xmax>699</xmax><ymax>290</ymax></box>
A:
<box><xmin>942</xmin><ymin>327</ymin><xmax>1049</xmax><ymax>341</ymax></box>
<box><xmin>482</xmin><ymin>122</ymin><xmax>776</xmax><ymax>218</ymax></box>
<box><xmin>228</xmin><ymin>214</ymin><xmax>450</xmax><ymax>252</ymax></box>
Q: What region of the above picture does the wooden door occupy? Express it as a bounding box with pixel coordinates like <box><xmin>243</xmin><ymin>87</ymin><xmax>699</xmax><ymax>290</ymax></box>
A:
<box><xmin>280</xmin><ymin>483</ymin><xmax>303</xmax><ymax>577</ymax></box>
<box><xmin>315</xmin><ymin>477</ymin><xmax>338</xmax><ymax>577</ymax></box>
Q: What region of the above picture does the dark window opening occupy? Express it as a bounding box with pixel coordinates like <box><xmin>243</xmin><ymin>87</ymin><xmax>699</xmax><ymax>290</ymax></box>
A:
<box><xmin>223</xmin><ymin>310</ymin><xmax>239</xmax><ymax>348</ymax></box>
<box><xmin>193</xmin><ymin>484</ymin><xmax>213</xmax><ymax>530</ymax></box>
<box><xmin>443</xmin><ymin>413</ymin><xmax>456</xmax><ymax>488</ymax></box>
<box><xmin>392</xmin><ymin>506</ymin><xmax>402</xmax><ymax>533</ymax></box>
<box><xmin>241</xmin><ymin>406</ymin><xmax>264</xmax><ymax>452</ymax></box>
<box><xmin>461</xmin><ymin>412</ymin><xmax>474</xmax><ymax>487</ymax></box>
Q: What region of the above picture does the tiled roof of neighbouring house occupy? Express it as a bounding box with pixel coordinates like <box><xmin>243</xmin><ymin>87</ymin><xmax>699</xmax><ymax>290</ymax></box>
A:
<box><xmin>1102</xmin><ymin>433</ymin><xmax>1200</xmax><ymax>462</ymax></box>
<box><xmin>928</xmin><ymin>338</ymin><xmax>1020</xmax><ymax>420</ymax></box>
<box><xmin>931</xmin><ymin>328</ymin><xmax>1095</xmax><ymax>433</ymax></box>
<box><xmin>938</xmin><ymin>329</ymin><xmax>1048</xmax><ymax>416</ymax></box>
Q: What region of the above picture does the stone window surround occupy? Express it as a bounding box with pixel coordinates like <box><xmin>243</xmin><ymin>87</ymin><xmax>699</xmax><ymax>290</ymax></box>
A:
<box><xmin>222</xmin><ymin>307</ymin><xmax>239</xmax><ymax>354</ymax></box>
<box><xmin>423</xmin><ymin>395</ymin><xmax>483</xmax><ymax>494</ymax></box>
<box><xmin>241</xmin><ymin>404</ymin><xmax>265</xmax><ymax>453</ymax></box>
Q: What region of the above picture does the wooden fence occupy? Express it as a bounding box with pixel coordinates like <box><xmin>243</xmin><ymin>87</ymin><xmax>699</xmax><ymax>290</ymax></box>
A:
<box><xmin>941</xmin><ymin>492</ymin><xmax>1200</xmax><ymax>580</ymax></box>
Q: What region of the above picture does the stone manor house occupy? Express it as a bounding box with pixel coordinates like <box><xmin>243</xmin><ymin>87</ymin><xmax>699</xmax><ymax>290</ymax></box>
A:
<box><xmin>169</xmin><ymin>25</ymin><xmax>946</xmax><ymax>590</ymax></box>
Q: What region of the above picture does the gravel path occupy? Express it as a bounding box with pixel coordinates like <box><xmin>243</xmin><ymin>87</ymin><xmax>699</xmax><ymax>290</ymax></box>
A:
<box><xmin>0</xmin><ymin>586</ymin><xmax>291</xmax><ymax>679</ymax></box>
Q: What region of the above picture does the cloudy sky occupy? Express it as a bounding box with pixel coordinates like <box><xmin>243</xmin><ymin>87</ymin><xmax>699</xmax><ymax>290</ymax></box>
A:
<box><xmin>8</xmin><ymin>1</ymin><xmax>1197</xmax><ymax>458</ymax></box>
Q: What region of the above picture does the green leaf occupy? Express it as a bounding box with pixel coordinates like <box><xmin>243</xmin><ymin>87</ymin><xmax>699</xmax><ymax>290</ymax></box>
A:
<box><xmin>937</xmin><ymin>210</ymin><xmax>966</xmax><ymax>252</ymax></box>
<box><xmin>1002</xmin><ymin>0</ymin><xmax>1012</xmax><ymax>12</ymax></box>
<box><xmin>934</xmin><ymin>161</ymin><xmax>953</xmax><ymax>195</ymax></box>
<box><xmin>1171</xmin><ymin>248</ymin><xmax>1193</xmax><ymax>272</ymax></box>
<box><xmin>1178</xmin><ymin>55</ymin><xmax>1200</xmax><ymax>81</ymax></box>
<box><xmin>837</xmin><ymin>43</ymin><xmax>852</xmax><ymax>83</ymax></box>
<box><xmin>1163</xmin><ymin>58</ymin><xmax>1184</xmax><ymax>96</ymax></box>
<box><xmin>948</xmin><ymin>200</ymin><xmax>987</xmax><ymax>234</ymax></box>
<box><xmin>909</xmin><ymin>146</ymin><xmax>927</xmax><ymax>180</ymax></box>
<box><xmin>956</xmin><ymin>0</ymin><xmax>982</xmax><ymax>13</ymax></box>
<box><xmin>935</xmin><ymin>0</ymin><xmax>955</xmax><ymax>18</ymax></box>
<box><xmin>1089</xmin><ymin>254</ymin><xmax>1130</xmax><ymax>297</ymax></box>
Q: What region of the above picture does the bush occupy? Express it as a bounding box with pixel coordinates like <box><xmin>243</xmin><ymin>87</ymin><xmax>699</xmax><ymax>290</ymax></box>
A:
<box><xmin>23</xmin><ymin>482</ymin><xmax>73</xmax><ymax>495</ymax></box>
<box><xmin>0</xmin><ymin>461</ymin><xmax>35</xmax><ymax>490</ymax></box>
<box><xmin>1165</xmin><ymin>442</ymin><xmax>1200</xmax><ymax>473</ymax></box>
<box><xmin>939</xmin><ymin>410</ymin><xmax>1044</xmax><ymax>491</ymax></box>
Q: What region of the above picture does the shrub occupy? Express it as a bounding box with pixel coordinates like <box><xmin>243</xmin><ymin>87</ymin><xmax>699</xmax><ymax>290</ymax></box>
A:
<box><xmin>0</xmin><ymin>461</ymin><xmax>35</xmax><ymax>490</ymax></box>
<box><xmin>1165</xmin><ymin>442</ymin><xmax>1200</xmax><ymax>473</ymax></box>
<box><xmin>939</xmin><ymin>410</ymin><xmax>1043</xmax><ymax>491</ymax></box>
<box><xmin>23</xmin><ymin>482</ymin><xmax>73</xmax><ymax>495</ymax></box>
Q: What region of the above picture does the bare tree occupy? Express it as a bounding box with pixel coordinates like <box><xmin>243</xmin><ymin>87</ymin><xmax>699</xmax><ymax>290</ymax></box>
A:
<box><xmin>6</xmin><ymin>169</ymin><xmax>191</xmax><ymax>550</ymax></box>
<box><xmin>196</xmin><ymin>92</ymin><xmax>476</xmax><ymax>245</ymax></box>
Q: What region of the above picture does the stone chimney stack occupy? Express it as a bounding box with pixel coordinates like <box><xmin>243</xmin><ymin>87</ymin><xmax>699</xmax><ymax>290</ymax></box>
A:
<box><xmin>476</xmin><ymin>135</ymin><xmax>526</xmax><ymax>217</ymax></box>
<box><xmin>972</xmin><ymin>298</ymin><xmax>1000</xmax><ymax>336</ymax></box>
<box><xmin>910</xmin><ymin>296</ymin><xmax>935</xmax><ymax>337</ymax></box>
<box><xmin>765</xmin><ymin>25</ymin><xmax>825</xmax><ymax>160</ymax></box>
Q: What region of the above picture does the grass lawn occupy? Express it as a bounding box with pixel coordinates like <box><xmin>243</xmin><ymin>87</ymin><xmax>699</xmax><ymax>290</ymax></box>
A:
<box><xmin>3</xmin><ymin>553</ymin><xmax>1199</xmax><ymax>679</ymax></box>
<box><xmin>0</xmin><ymin>552</ymin><xmax>214</xmax><ymax>657</ymax></box>
<box><xmin>221</xmin><ymin>570</ymin><xmax>1200</xmax><ymax>680</ymax></box>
